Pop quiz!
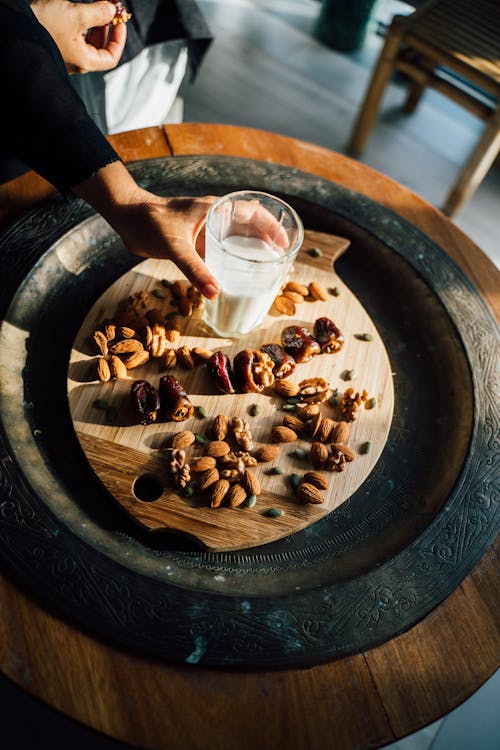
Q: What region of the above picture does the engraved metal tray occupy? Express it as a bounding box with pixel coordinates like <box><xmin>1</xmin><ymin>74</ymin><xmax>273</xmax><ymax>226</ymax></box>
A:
<box><xmin>0</xmin><ymin>156</ymin><xmax>498</xmax><ymax>668</ymax></box>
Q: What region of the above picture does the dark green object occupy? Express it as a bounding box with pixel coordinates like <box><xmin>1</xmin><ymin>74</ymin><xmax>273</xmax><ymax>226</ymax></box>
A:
<box><xmin>263</xmin><ymin>508</ymin><xmax>284</xmax><ymax>518</ymax></box>
<box><xmin>195</xmin><ymin>405</ymin><xmax>207</xmax><ymax>419</ymax></box>
<box><xmin>93</xmin><ymin>398</ymin><xmax>109</xmax><ymax>410</ymax></box>
<box><xmin>194</xmin><ymin>433</ymin><xmax>207</xmax><ymax>445</ymax></box>
<box><xmin>152</xmin><ymin>287</ymin><xmax>167</xmax><ymax>299</ymax></box>
<box><xmin>308</xmin><ymin>247</ymin><xmax>322</xmax><ymax>258</ymax></box>
<box><xmin>314</xmin><ymin>0</ymin><xmax>377</xmax><ymax>53</ymax></box>
<box><xmin>355</xmin><ymin>332</ymin><xmax>373</xmax><ymax>341</ymax></box>
<box><xmin>161</xmin><ymin>279</ymin><xmax>172</xmax><ymax>287</ymax></box>
<box><xmin>244</xmin><ymin>494</ymin><xmax>257</xmax><ymax>508</ymax></box>
<box><xmin>290</xmin><ymin>473</ymin><xmax>302</xmax><ymax>490</ymax></box>
<box><xmin>267</xmin><ymin>467</ymin><xmax>284</xmax><ymax>475</ymax></box>
<box><xmin>360</xmin><ymin>441</ymin><xmax>371</xmax><ymax>454</ymax></box>
<box><xmin>366</xmin><ymin>397</ymin><xmax>377</xmax><ymax>410</ymax></box>
<box><xmin>330</xmin><ymin>286</ymin><xmax>341</xmax><ymax>297</ymax></box>
<box><xmin>249</xmin><ymin>403</ymin><xmax>261</xmax><ymax>417</ymax></box>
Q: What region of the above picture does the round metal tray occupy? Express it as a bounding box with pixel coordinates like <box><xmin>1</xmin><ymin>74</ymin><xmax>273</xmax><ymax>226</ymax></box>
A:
<box><xmin>0</xmin><ymin>156</ymin><xmax>498</xmax><ymax>668</ymax></box>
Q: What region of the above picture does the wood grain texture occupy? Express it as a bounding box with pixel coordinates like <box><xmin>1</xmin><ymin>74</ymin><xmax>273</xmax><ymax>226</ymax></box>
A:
<box><xmin>69</xmin><ymin>232</ymin><xmax>393</xmax><ymax>549</ymax></box>
<box><xmin>0</xmin><ymin>124</ymin><xmax>499</xmax><ymax>750</ymax></box>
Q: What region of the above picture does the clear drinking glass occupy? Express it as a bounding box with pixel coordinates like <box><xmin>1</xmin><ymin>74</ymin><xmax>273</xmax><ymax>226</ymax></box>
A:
<box><xmin>203</xmin><ymin>190</ymin><xmax>304</xmax><ymax>338</ymax></box>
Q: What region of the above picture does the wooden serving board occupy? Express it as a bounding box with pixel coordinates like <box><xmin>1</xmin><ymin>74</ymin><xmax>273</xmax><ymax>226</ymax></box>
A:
<box><xmin>68</xmin><ymin>230</ymin><xmax>394</xmax><ymax>551</ymax></box>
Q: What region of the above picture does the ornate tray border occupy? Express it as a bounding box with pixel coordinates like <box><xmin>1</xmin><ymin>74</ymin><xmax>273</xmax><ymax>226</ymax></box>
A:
<box><xmin>0</xmin><ymin>156</ymin><xmax>498</xmax><ymax>668</ymax></box>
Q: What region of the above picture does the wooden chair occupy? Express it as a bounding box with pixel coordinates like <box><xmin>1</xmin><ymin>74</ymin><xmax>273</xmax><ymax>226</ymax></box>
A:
<box><xmin>347</xmin><ymin>0</ymin><xmax>500</xmax><ymax>217</ymax></box>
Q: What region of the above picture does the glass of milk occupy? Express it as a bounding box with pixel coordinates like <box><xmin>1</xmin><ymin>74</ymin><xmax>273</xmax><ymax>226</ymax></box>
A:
<box><xmin>203</xmin><ymin>191</ymin><xmax>304</xmax><ymax>337</ymax></box>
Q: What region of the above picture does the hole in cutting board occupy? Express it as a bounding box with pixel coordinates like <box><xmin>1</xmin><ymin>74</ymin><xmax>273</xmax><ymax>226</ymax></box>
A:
<box><xmin>133</xmin><ymin>474</ymin><xmax>164</xmax><ymax>503</ymax></box>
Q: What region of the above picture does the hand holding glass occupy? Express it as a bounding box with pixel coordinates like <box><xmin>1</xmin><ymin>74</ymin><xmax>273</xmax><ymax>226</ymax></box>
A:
<box><xmin>203</xmin><ymin>191</ymin><xmax>304</xmax><ymax>337</ymax></box>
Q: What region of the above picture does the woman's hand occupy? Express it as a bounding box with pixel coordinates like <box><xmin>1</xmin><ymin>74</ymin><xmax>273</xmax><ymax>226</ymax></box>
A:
<box><xmin>31</xmin><ymin>0</ymin><xmax>127</xmax><ymax>73</ymax></box>
<box><xmin>73</xmin><ymin>161</ymin><xmax>220</xmax><ymax>299</ymax></box>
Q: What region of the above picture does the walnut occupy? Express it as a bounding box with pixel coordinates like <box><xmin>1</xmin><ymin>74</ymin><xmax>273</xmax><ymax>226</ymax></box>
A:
<box><xmin>338</xmin><ymin>387</ymin><xmax>368</xmax><ymax>422</ymax></box>
<box><xmin>124</xmin><ymin>290</ymin><xmax>155</xmax><ymax>317</ymax></box>
<box><xmin>298</xmin><ymin>377</ymin><xmax>332</xmax><ymax>404</ymax></box>
<box><xmin>324</xmin><ymin>445</ymin><xmax>346</xmax><ymax>472</ymax></box>
<box><xmin>231</xmin><ymin>417</ymin><xmax>254</xmax><ymax>452</ymax></box>
<box><xmin>167</xmin><ymin>448</ymin><xmax>191</xmax><ymax>487</ymax></box>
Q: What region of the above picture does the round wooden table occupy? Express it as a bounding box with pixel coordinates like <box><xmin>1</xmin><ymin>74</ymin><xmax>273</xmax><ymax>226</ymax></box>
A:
<box><xmin>0</xmin><ymin>124</ymin><xmax>498</xmax><ymax>750</ymax></box>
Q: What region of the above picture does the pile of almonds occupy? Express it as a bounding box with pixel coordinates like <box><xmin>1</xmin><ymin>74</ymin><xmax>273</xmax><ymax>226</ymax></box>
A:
<box><xmin>273</xmin><ymin>279</ymin><xmax>328</xmax><ymax>316</ymax></box>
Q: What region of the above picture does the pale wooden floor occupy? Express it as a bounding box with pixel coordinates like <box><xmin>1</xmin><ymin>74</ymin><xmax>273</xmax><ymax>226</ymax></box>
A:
<box><xmin>181</xmin><ymin>0</ymin><xmax>500</xmax><ymax>269</ymax></box>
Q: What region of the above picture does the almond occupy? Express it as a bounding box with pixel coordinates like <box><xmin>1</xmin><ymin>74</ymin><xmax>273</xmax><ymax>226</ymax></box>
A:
<box><xmin>210</xmin><ymin>479</ymin><xmax>230</xmax><ymax>508</ymax></box>
<box><xmin>118</xmin><ymin>326</ymin><xmax>136</xmax><ymax>339</ymax></box>
<box><xmin>253</xmin><ymin>444</ymin><xmax>280</xmax><ymax>462</ymax></box>
<box><xmin>109</xmin><ymin>354</ymin><xmax>128</xmax><ymax>380</ymax></box>
<box><xmin>242</xmin><ymin>469</ymin><xmax>261</xmax><ymax>496</ymax></box>
<box><xmin>165</xmin><ymin>327</ymin><xmax>181</xmax><ymax>343</ymax></box>
<box><xmin>310</xmin><ymin>441</ymin><xmax>328</xmax><ymax>468</ymax></box>
<box><xmin>178</xmin><ymin>296</ymin><xmax>193</xmax><ymax>317</ymax></box>
<box><xmin>129</xmin><ymin>315</ymin><xmax>150</xmax><ymax>331</ymax></box>
<box><xmin>192</xmin><ymin>347</ymin><xmax>214</xmax><ymax>363</ymax></box>
<box><xmin>273</xmin><ymin>379</ymin><xmax>299</xmax><ymax>397</ymax></box>
<box><xmin>330</xmin><ymin>421</ymin><xmax>351</xmax><ymax>444</ymax></box>
<box><xmin>213</xmin><ymin>414</ymin><xmax>229</xmax><ymax>440</ymax></box>
<box><xmin>297</xmin><ymin>403</ymin><xmax>320</xmax><ymax>420</ymax></box>
<box><xmin>198</xmin><ymin>468</ymin><xmax>220</xmax><ymax>491</ymax></box>
<box><xmin>284</xmin><ymin>281</ymin><xmax>309</xmax><ymax>297</ymax></box>
<box><xmin>163</xmin><ymin>348</ymin><xmax>177</xmax><ymax>369</ymax></box>
<box><xmin>110</xmin><ymin>338</ymin><xmax>143</xmax><ymax>355</ymax></box>
<box><xmin>297</xmin><ymin>482</ymin><xmax>325</xmax><ymax>504</ymax></box>
<box><xmin>333</xmin><ymin>443</ymin><xmax>356</xmax><ymax>462</ymax></box>
<box><xmin>308</xmin><ymin>281</ymin><xmax>328</xmax><ymax>301</ymax></box>
<box><xmin>303</xmin><ymin>471</ymin><xmax>328</xmax><ymax>490</ymax></box>
<box><xmin>227</xmin><ymin>483</ymin><xmax>247</xmax><ymax>508</ymax></box>
<box><xmin>177</xmin><ymin>345</ymin><xmax>195</xmax><ymax>369</ymax></box>
<box><xmin>96</xmin><ymin>357</ymin><xmax>111</xmax><ymax>383</ymax></box>
<box><xmin>172</xmin><ymin>280</ymin><xmax>189</xmax><ymax>299</ymax></box>
<box><xmin>114</xmin><ymin>310</ymin><xmax>135</xmax><ymax>325</ymax></box>
<box><xmin>204</xmin><ymin>440</ymin><xmax>230</xmax><ymax>458</ymax></box>
<box><xmin>92</xmin><ymin>330</ymin><xmax>108</xmax><ymax>357</ymax></box>
<box><xmin>317</xmin><ymin>417</ymin><xmax>335</xmax><ymax>443</ymax></box>
<box><xmin>283</xmin><ymin>414</ymin><xmax>306</xmax><ymax>435</ymax></box>
<box><xmin>282</xmin><ymin>290</ymin><xmax>304</xmax><ymax>304</ymax></box>
<box><xmin>271</xmin><ymin>426</ymin><xmax>298</xmax><ymax>443</ymax></box>
<box><xmin>309</xmin><ymin>412</ymin><xmax>322</xmax><ymax>438</ymax></box>
<box><xmin>191</xmin><ymin>456</ymin><xmax>217</xmax><ymax>473</ymax></box>
<box><xmin>147</xmin><ymin>309</ymin><xmax>164</xmax><ymax>326</ymax></box>
<box><xmin>172</xmin><ymin>430</ymin><xmax>195</xmax><ymax>449</ymax></box>
<box><xmin>141</xmin><ymin>325</ymin><xmax>153</xmax><ymax>349</ymax></box>
<box><xmin>103</xmin><ymin>323</ymin><xmax>116</xmax><ymax>341</ymax></box>
<box><xmin>273</xmin><ymin>295</ymin><xmax>295</xmax><ymax>316</ymax></box>
<box><xmin>123</xmin><ymin>350</ymin><xmax>150</xmax><ymax>369</ymax></box>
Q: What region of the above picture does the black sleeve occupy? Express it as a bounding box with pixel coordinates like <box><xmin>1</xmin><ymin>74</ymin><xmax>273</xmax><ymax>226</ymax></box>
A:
<box><xmin>0</xmin><ymin>1</ymin><xmax>120</xmax><ymax>191</ymax></box>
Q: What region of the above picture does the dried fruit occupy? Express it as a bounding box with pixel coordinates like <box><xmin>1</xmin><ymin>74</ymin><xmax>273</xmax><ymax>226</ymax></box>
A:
<box><xmin>260</xmin><ymin>343</ymin><xmax>296</xmax><ymax>380</ymax></box>
<box><xmin>308</xmin><ymin>281</ymin><xmax>327</xmax><ymax>300</ymax></box>
<box><xmin>324</xmin><ymin>445</ymin><xmax>346</xmax><ymax>472</ymax></box>
<box><xmin>172</xmin><ymin>430</ymin><xmax>196</xmax><ymax>449</ymax></box>
<box><xmin>207</xmin><ymin>351</ymin><xmax>235</xmax><ymax>394</ymax></box>
<box><xmin>210</xmin><ymin>479</ymin><xmax>230</xmax><ymax>508</ymax></box>
<box><xmin>191</xmin><ymin>456</ymin><xmax>217</xmax><ymax>473</ymax></box>
<box><xmin>177</xmin><ymin>346</ymin><xmax>195</xmax><ymax>369</ymax></box>
<box><xmin>273</xmin><ymin>379</ymin><xmax>299</xmax><ymax>398</ymax></box>
<box><xmin>213</xmin><ymin>414</ymin><xmax>229</xmax><ymax>441</ymax></box>
<box><xmin>298</xmin><ymin>377</ymin><xmax>331</xmax><ymax>404</ymax></box>
<box><xmin>123</xmin><ymin>350</ymin><xmax>150</xmax><ymax>369</ymax></box>
<box><xmin>281</xmin><ymin>325</ymin><xmax>320</xmax><ymax>363</ymax></box>
<box><xmin>303</xmin><ymin>471</ymin><xmax>328</xmax><ymax>490</ymax></box>
<box><xmin>234</xmin><ymin>349</ymin><xmax>274</xmax><ymax>392</ymax></box>
<box><xmin>253</xmin><ymin>444</ymin><xmax>280</xmax><ymax>462</ymax></box>
<box><xmin>339</xmin><ymin>388</ymin><xmax>368</xmax><ymax>422</ymax></box>
<box><xmin>310</xmin><ymin>442</ymin><xmax>328</xmax><ymax>468</ymax></box>
<box><xmin>130</xmin><ymin>379</ymin><xmax>160</xmax><ymax>425</ymax></box>
<box><xmin>109</xmin><ymin>354</ymin><xmax>128</xmax><ymax>380</ymax></box>
<box><xmin>92</xmin><ymin>330</ymin><xmax>109</xmax><ymax>357</ymax></box>
<box><xmin>205</xmin><ymin>440</ymin><xmax>231</xmax><ymax>458</ymax></box>
<box><xmin>110</xmin><ymin>338</ymin><xmax>143</xmax><ymax>355</ymax></box>
<box><xmin>159</xmin><ymin>375</ymin><xmax>194</xmax><ymax>422</ymax></box>
<box><xmin>227</xmin><ymin>484</ymin><xmax>247</xmax><ymax>508</ymax></box>
<box><xmin>313</xmin><ymin>317</ymin><xmax>344</xmax><ymax>354</ymax></box>
<box><xmin>96</xmin><ymin>357</ymin><xmax>111</xmax><ymax>383</ymax></box>
<box><xmin>198</xmin><ymin>468</ymin><xmax>220</xmax><ymax>491</ymax></box>
<box><xmin>273</xmin><ymin>295</ymin><xmax>296</xmax><ymax>316</ymax></box>
<box><xmin>297</xmin><ymin>482</ymin><xmax>325</xmax><ymax>504</ymax></box>
<box><xmin>271</xmin><ymin>426</ymin><xmax>298</xmax><ymax>443</ymax></box>
<box><xmin>231</xmin><ymin>417</ymin><xmax>254</xmax><ymax>451</ymax></box>
<box><xmin>242</xmin><ymin>469</ymin><xmax>261</xmax><ymax>496</ymax></box>
<box><xmin>330</xmin><ymin>421</ymin><xmax>350</xmax><ymax>444</ymax></box>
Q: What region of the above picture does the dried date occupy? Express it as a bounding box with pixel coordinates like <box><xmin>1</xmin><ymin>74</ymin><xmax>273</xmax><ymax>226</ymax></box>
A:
<box><xmin>130</xmin><ymin>379</ymin><xmax>160</xmax><ymax>425</ymax></box>
<box><xmin>159</xmin><ymin>375</ymin><xmax>194</xmax><ymax>422</ymax></box>
<box><xmin>260</xmin><ymin>343</ymin><xmax>296</xmax><ymax>379</ymax></box>
<box><xmin>281</xmin><ymin>325</ymin><xmax>320</xmax><ymax>363</ymax></box>
<box><xmin>207</xmin><ymin>351</ymin><xmax>235</xmax><ymax>394</ymax></box>
<box><xmin>313</xmin><ymin>317</ymin><xmax>344</xmax><ymax>353</ymax></box>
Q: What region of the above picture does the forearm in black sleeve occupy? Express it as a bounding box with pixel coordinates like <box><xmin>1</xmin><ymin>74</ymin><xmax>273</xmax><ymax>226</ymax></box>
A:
<box><xmin>0</xmin><ymin>3</ymin><xmax>120</xmax><ymax>192</ymax></box>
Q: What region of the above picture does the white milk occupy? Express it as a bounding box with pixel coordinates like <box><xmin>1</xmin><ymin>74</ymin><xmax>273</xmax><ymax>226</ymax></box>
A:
<box><xmin>204</xmin><ymin>235</ymin><xmax>286</xmax><ymax>337</ymax></box>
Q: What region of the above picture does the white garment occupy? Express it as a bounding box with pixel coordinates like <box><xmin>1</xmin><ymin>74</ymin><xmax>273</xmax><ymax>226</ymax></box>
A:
<box><xmin>103</xmin><ymin>42</ymin><xmax>188</xmax><ymax>134</ymax></box>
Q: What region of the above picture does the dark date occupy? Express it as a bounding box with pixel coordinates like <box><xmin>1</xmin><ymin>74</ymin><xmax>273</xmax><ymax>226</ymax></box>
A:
<box><xmin>260</xmin><ymin>343</ymin><xmax>296</xmax><ymax>379</ymax></box>
<box><xmin>207</xmin><ymin>351</ymin><xmax>235</xmax><ymax>394</ymax></box>
<box><xmin>159</xmin><ymin>375</ymin><xmax>194</xmax><ymax>421</ymax></box>
<box><xmin>281</xmin><ymin>325</ymin><xmax>321</xmax><ymax>363</ymax></box>
<box><xmin>130</xmin><ymin>379</ymin><xmax>160</xmax><ymax>425</ymax></box>
<box><xmin>314</xmin><ymin>317</ymin><xmax>344</xmax><ymax>353</ymax></box>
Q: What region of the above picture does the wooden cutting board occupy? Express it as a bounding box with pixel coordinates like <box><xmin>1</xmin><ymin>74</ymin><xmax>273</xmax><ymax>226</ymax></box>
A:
<box><xmin>68</xmin><ymin>230</ymin><xmax>394</xmax><ymax>551</ymax></box>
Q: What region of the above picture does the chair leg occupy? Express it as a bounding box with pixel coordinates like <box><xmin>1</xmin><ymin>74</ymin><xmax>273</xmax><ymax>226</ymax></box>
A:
<box><xmin>403</xmin><ymin>78</ymin><xmax>427</xmax><ymax>114</ymax></box>
<box><xmin>442</xmin><ymin>114</ymin><xmax>500</xmax><ymax>217</ymax></box>
<box><xmin>347</xmin><ymin>17</ymin><xmax>405</xmax><ymax>156</ymax></box>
